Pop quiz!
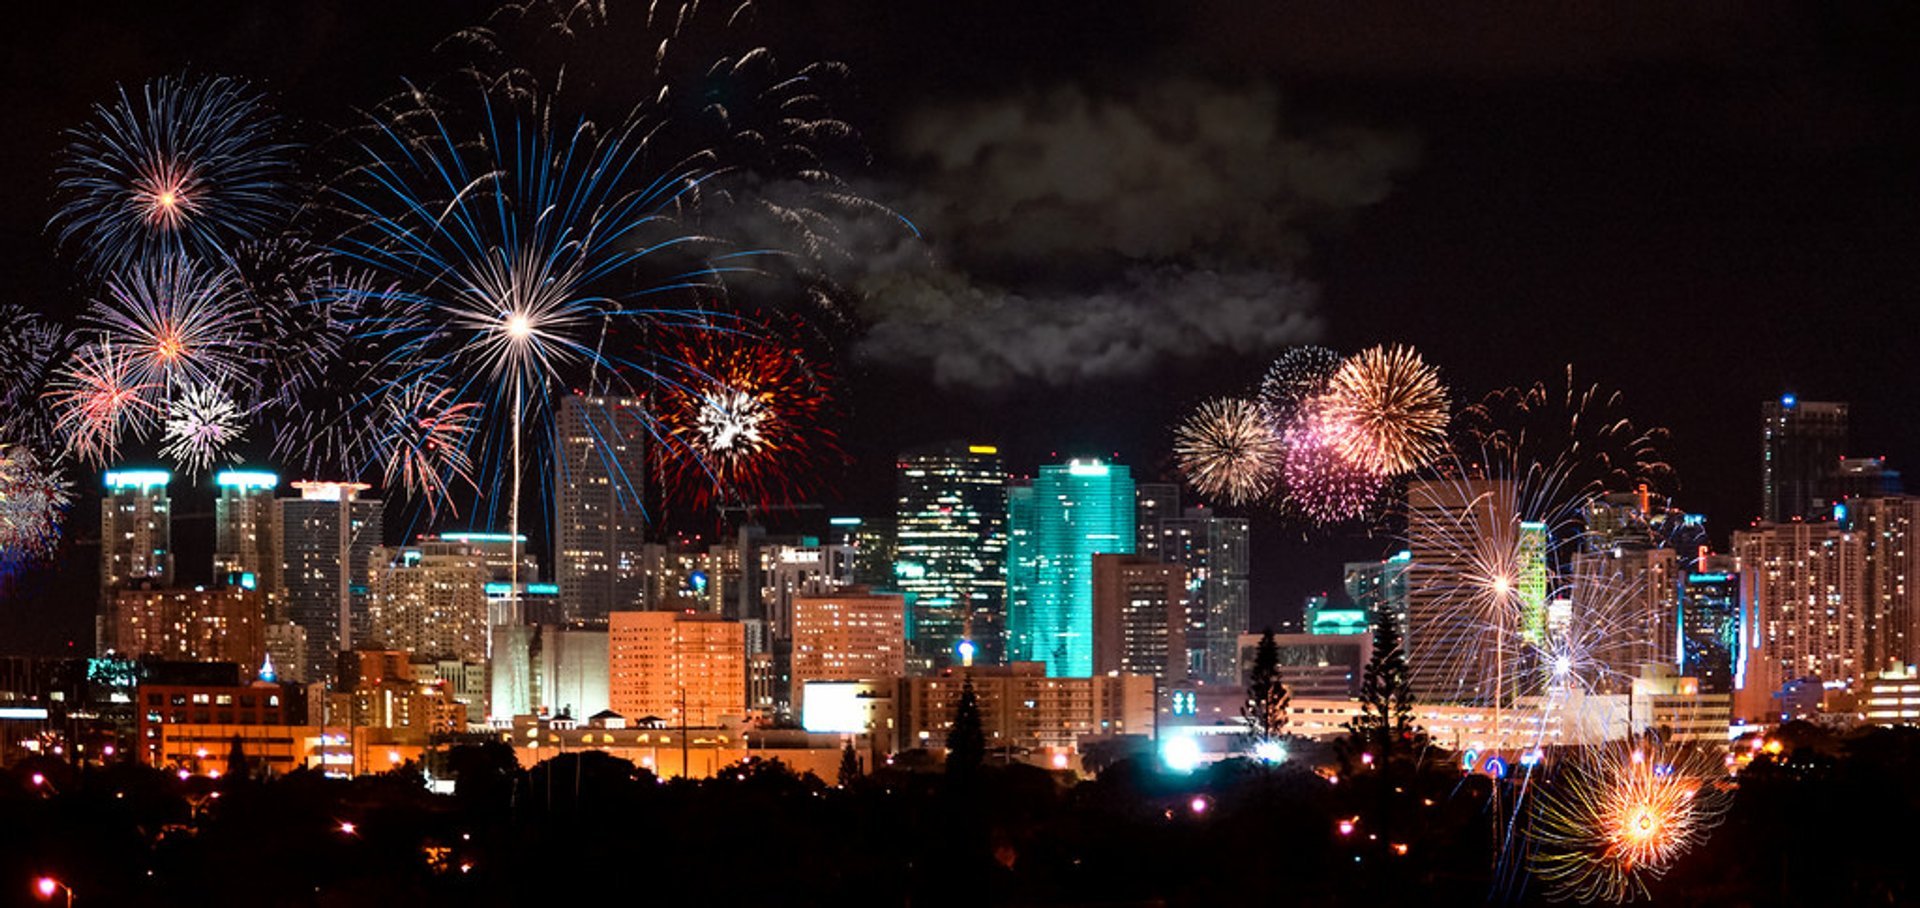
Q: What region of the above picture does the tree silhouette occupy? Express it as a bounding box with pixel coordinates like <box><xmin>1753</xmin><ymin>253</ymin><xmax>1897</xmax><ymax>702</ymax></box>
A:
<box><xmin>1345</xmin><ymin>603</ymin><xmax>1416</xmax><ymax>760</ymax></box>
<box><xmin>838</xmin><ymin>739</ymin><xmax>863</xmax><ymax>787</ymax></box>
<box><xmin>1242</xmin><ymin>628</ymin><xmax>1291</xmax><ymax>746</ymax></box>
<box><xmin>946</xmin><ymin>676</ymin><xmax>985</xmax><ymax>778</ymax></box>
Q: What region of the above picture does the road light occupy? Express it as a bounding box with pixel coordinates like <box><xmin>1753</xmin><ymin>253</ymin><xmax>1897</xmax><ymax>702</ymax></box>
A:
<box><xmin>33</xmin><ymin>876</ymin><xmax>72</xmax><ymax>906</ymax></box>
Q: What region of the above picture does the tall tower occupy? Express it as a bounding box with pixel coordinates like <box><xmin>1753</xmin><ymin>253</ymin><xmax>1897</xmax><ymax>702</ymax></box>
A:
<box><xmin>1133</xmin><ymin>482</ymin><xmax>1182</xmax><ymax>562</ymax></box>
<box><xmin>1091</xmin><ymin>554</ymin><xmax>1187</xmax><ymax>680</ymax></box>
<box><xmin>275</xmin><ymin>482</ymin><xmax>383</xmax><ymax>683</ymax></box>
<box><xmin>1680</xmin><ymin>561</ymin><xmax>1742</xmax><ymax>694</ymax></box>
<box><xmin>101</xmin><ymin>469</ymin><xmax>173</xmax><ymax>594</ymax></box>
<box><xmin>213</xmin><ymin>470</ymin><xmax>278</xmax><ymax>585</ymax></box>
<box><xmin>1006</xmin><ymin>460</ymin><xmax>1135</xmax><ymax>677</ymax></box>
<box><xmin>1156</xmin><ymin>507</ymin><xmax>1251</xmax><ymax>684</ymax></box>
<box><xmin>893</xmin><ymin>441</ymin><xmax>1007</xmax><ymax>666</ymax></box>
<box><xmin>554</xmin><ymin>394</ymin><xmax>648</xmax><ymax>621</ymax></box>
<box><xmin>1761</xmin><ymin>396</ymin><xmax>1847</xmax><ymax>522</ymax></box>
<box><xmin>1404</xmin><ymin>478</ymin><xmax>1514</xmax><ymax>705</ymax></box>
<box><xmin>1731</xmin><ymin>521</ymin><xmax>1861</xmax><ymax>718</ymax></box>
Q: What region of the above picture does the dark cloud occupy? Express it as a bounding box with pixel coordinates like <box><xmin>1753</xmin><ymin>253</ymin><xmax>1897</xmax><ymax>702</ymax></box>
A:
<box><xmin>850</xmin><ymin>80</ymin><xmax>1415</xmax><ymax>389</ymax></box>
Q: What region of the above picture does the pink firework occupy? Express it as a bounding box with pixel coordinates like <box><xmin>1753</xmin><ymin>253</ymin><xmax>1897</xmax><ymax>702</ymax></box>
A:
<box><xmin>376</xmin><ymin>382</ymin><xmax>480</xmax><ymax>517</ymax></box>
<box><xmin>1281</xmin><ymin>407</ymin><xmax>1389</xmax><ymax>523</ymax></box>
<box><xmin>45</xmin><ymin>342</ymin><xmax>163</xmax><ymax>466</ymax></box>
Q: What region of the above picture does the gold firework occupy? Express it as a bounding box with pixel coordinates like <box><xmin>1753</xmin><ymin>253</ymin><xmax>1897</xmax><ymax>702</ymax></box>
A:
<box><xmin>1174</xmin><ymin>397</ymin><xmax>1281</xmax><ymax>506</ymax></box>
<box><xmin>1323</xmin><ymin>344</ymin><xmax>1449</xmax><ymax>475</ymax></box>
<box><xmin>1527</xmin><ymin>741</ymin><xmax>1733</xmax><ymax>903</ymax></box>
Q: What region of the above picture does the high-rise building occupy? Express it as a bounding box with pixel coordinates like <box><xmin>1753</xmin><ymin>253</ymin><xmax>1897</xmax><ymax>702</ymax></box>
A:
<box><xmin>1091</xmin><ymin>554</ymin><xmax>1187</xmax><ymax>680</ymax></box>
<box><xmin>1731</xmin><ymin>521</ymin><xmax>1862</xmax><ymax>718</ymax></box>
<box><xmin>1405</xmin><ymin>478</ymin><xmax>1512</xmax><ymax>704</ymax></box>
<box><xmin>893</xmin><ymin>442</ymin><xmax>1007</xmax><ymax>667</ymax></box>
<box><xmin>108</xmin><ymin>585</ymin><xmax>267</xmax><ymax>668</ymax></box>
<box><xmin>1833</xmin><ymin>457</ymin><xmax>1903</xmax><ymax>503</ymax></box>
<box><xmin>790</xmin><ymin>588</ymin><xmax>906</xmax><ymax>711</ymax></box>
<box><xmin>1156</xmin><ymin>506</ymin><xmax>1249</xmax><ymax>684</ymax></box>
<box><xmin>1847</xmin><ymin>496</ymin><xmax>1919</xmax><ymax>673</ymax></box>
<box><xmin>1006</xmin><ymin>460</ymin><xmax>1136</xmax><ymax>677</ymax></box>
<box><xmin>1570</xmin><ymin>546</ymin><xmax>1679</xmax><ymax>692</ymax></box>
<box><xmin>274</xmin><ymin>482</ymin><xmax>383</xmax><ymax>683</ymax></box>
<box><xmin>213</xmin><ymin>470</ymin><xmax>278</xmax><ymax>585</ymax></box>
<box><xmin>555</xmin><ymin>394</ymin><xmax>648</xmax><ymax>621</ymax></box>
<box><xmin>1761</xmin><ymin>396</ymin><xmax>1847</xmax><ymax>522</ymax></box>
<box><xmin>1680</xmin><ymin>561</ymin><xmax>1742</xmax><ymax>694</ymax></box>
<box><xmin>368</xmin><ymin>541</ymin><xmax>490</xmax><ymax>663</ymax></box>
<box><xmin>1517</xmin><ymin>522</ymin><xmax>1550</xmax><ymax>645</ymax></box>
<box><xmin>1133</xmin><ymin>483</ymin><xmax>1182</xmax><ymax>562</ymax></box>
<box><xmin>608</xmin><ymin>611</ymin><xmax>745</xmax><ymax>726</ymax></box>
<box><xmin>1344</xmin><ymin>551</ymin><xmax>1411</xmax><ymax>634</ymax></box>
<box><xmin>101</xmin><ymin>468</ymin><xmax>174</xmax><ymax>605</ymax></box>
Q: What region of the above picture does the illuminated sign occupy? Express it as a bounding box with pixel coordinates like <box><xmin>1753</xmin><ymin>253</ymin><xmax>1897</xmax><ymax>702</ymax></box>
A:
<box><xmin>1169</xmin><ymin>690</ymin><xmax>1198</xmax><ymax>716</ymax></box>
<box><xmin>1688</xmin><ymin>573</ymin><xmax>1730</xmax><ymax>584</ymax></box>
<box><xmin>104</xmin><ymin>469</ymin><xmax>170</xmax><ymax>490</ymax></box>
<box><xmin>440</xmin><ymin>532</ymin><xmax>527</xmax><ymax>544</ymax></box>
<box><xmin>214</xmin><ymin>470</ymin><xmax>277</xmax><ymax>490</ymax></box>
<box><xmin>829</xmin><ymin>517</ymin><xmax>862</xmax><ymax>527</ymax></box>
<box><xmin>0</xmin><ymin>707</ymin><xmax>49</xmax><ymax>720</ymax></box>
<box><xmin>800</xmin><ymin>682</ymin><xmax>874</xmax><ymax>734</ymax></box>
<box><xmin>967</xmin><ymin>445</ymin><xmax>999</xmax><ymax>455</ymax></box>
<box><xmin>527</xmin><ymin>583</ymin><xmax>559</xmax><ymax>596</ymax></box>
<box><xmin>1781</xmin><ymin>394</ymin><xmax>1797</xmax><ymax>408</ymax></box>
<box><xmin>1066</xmin><ymin>460</ymin><xmax>1108</xmax><ymax>477</ymax></box>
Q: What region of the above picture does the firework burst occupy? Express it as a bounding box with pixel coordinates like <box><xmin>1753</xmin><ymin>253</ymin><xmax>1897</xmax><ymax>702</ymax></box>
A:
<box><xmin>159</xmin><ymin>383</ymin><xmax>246</xmax><ymax>477</ymax></box>
<box><xmin>1527</xmin><ymin>740</ymin><xmax>1733</xmax><ymax>903</ymax></box>
<box><xmin>656</xmin><ymin>323</ymin><xmax>840</xmax><ymax>511</ymax></box>
<box><xmin>1453</xmin><ymin>366</ymin><xmax>1676</xmax><ymax>498</ymax></box>
<box><xmin>0</xmin><ymin>306</ymin><xmax>78</xmax><ymax>451</ymax></box>
<box><xmin>1279</xmin><ymin>407</ymin><xmax>1389</xmax><ymax>523</ymax></box>
<box><xmin>0</xmin><ymin>445</ymin><xmax>70</xmax><ymax>571</ymax></box>
<box><xmin>1323</xmin><ymin>344</ymin><xmax>1450</xmax><ymax>476</ymax></box>
<box><xmin>371</xmin><ymin>381</ymin><xmax>481</xmax><ymax>517</ymax></box>
<box><xmin>1174</xmin><ymin>397</ymin><xmax>1282</xmax><ymax>507</ymax></box>
<box><xmin>1258</xmin><ymin>345</ymin><xmax>1343</xmax><ymax>419</ymax></box>
<box><xmin>46</xmin><ymin>342</ymin><xmax>163</xmax><ymax>467</ymax></box>
<box><xmin>51</xmin><ymin>72</ymin><xmax>295</xmax><ymax>273</ymax></box>
<box><xmin>85</xmin><ymin>254</ymin><xmax>249</xmax><ymax>395</ymax></box>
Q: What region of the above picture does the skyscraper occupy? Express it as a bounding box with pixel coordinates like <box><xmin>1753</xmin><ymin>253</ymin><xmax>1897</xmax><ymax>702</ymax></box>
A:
<box><xmin>274</xmin><ymin>482</ymin><xmax>383</xmax><ymax>683</ymax></box>
<box><xmin>1761</xmin><ymin>396</ymin><xmax>1847</xmax><ymax>522</ymax></box>
<box><xmin>1848</xmin><ymin>496</ymin><xmax>1919</xmax><ymax>673</ymax></box>
<box><xmin>1133</xmin><ymin>482</ymin><xmax>1182</xmax><ymax>562</ymax></box>
<box><xmin>1156</xmin><ymin>506</ymin><xmax>1250</xmax><ymax>684</ymax></box>
<box><xmin>1344</xmin><ymin>551</ymin><xmax>1411</xmax><ymax>635</ymax></box>
<box><xmin>555</xmin><ymin>394</ymin><xmax>648</xmax><ymax>621</ymax></box>
<box><xmin>1006</xmin><ymin>460</ymin><xmax>1135</xmax><ymax>677</ymax></box>
<box><xmin>893</xmin><ymin>441</ymin><xmax>1007</xmax><ymax>666</ymax></box>
<box><xmin>213</xmin><ymin>470</ymin><xmax>278</xmax><ymax>585</ymax></box>
<box><xmin>1091</xmin><ymin>554</ymin><xmax>1187</xmax><ymax>680</ymax></box>
<box><xmin>1680</xmin><ymin>561</ymin><xmax>1742</xmax><ymax>694</ymax></box>
<box><xmin>101</xmin><ymin>468</ymin><xmax>173</xmax><ymax>597</ymax></box>
<box><xmin>608</xmin><ymin>611</ymin><xmax>745</xmax><ymax>725</ymax></box>
<box><xmin>1731</xmin><ymin>521</ymin><xmax>1861</xmax><ymax>718</ymax></box>
<box><xmin>790</xmin><ymin>588</ymin><xmax>907</xmax><ymax>711</ymax></box>
<box><xmin>368</xmin><ymin>541</ymin><xmax>490</xmax><ymax>663</ymax></box>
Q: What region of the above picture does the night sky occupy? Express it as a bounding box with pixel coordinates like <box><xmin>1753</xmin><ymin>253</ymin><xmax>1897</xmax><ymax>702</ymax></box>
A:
<box><xmin>5</xmin><ymin>2</ymin><xmax>1918</xmax><ymax>653</ymax></box>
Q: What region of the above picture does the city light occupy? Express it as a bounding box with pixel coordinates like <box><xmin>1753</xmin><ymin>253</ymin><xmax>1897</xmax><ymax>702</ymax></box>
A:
<box><xmin>213</xmin><ymin>469</ymin><xmax>277</xmax><ymax>489</ymax></box>
<box><xmin>1252</xmin><ymin>739</ymin><xmax>1288</xmax><ymax>764</ymax></box>
<box><xmin>1160</xmin><ymin>734</ymin><xmax>1202</xmax><ymax>773</ymax></box>
<box><xmin>103</xmin><ymin>469</ymin><xmax>170</xmax><ymax>490</ymax></box>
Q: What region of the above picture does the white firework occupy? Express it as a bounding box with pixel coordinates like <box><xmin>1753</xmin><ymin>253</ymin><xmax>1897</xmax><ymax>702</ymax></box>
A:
<box><xmin>697</xmin><ymin>388</ymin><xmax>769</xmax><ymax>458</ymax></box>
<box><xmin>160</xmin><ymin>384</ymin><xmax>245</xmax><ymax>475</ymax></box>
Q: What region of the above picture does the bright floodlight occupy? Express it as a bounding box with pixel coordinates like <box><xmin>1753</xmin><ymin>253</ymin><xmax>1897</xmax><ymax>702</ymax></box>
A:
<box><xmin>1161</xmin><ymin>734</ymin><xmax>1202</xmax><ymax>773</ymax></box>
<box><xmin>1252</xmin><ymin>739</ymin><xmax>1288</xmax><ymax>764</ymax></box>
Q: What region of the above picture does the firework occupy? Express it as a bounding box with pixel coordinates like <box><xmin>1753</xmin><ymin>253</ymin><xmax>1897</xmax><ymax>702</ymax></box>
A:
<box><xmin>1453</xmin><ymin>366</ymin><xmax>1676</xmax><ymax>498</ymax></box>
<box><xmin>0</xmin><ymin>306</ymin><xmax>77</xmax><ymax>450</ymax></box>
<box><xmin>371</xmin><ymin>381</ymin><xmax>481</xmax><ymax>517</ymax></box>
<box><xmin>224</xmin><ymin>238</ymin><xmax>362</xmax><ymax>412</ymax></box>
<box><xmin>159</xmin><ymin>384</ymin><xmax>246</xmax><ymax>477</ymax></box>
<box><xmin>46</xmin><ymin>342</ymin><xmax>163</xmax><ymax>467</ymax></box>
<box><xmin>85</xmin><ymin>254</ymin><xmax>248</xmax><ymax>395</ymax></box>
<box><xmin>1174</xmin><ymin>397</ymin><xmax>1282</xmax><ymax>507</ymax></box>
<box><xmin>1258</xmin><ymin>345</ymin><xmax>1343</xmax><ymax>417</ymax></box>
<box><xmin>1527</xmin><ymin>741</ymin><xmax>1733</xmax><ymax>902</ymax></box>
<box><xmin>1279</xmin><ymin>407</ymin><xmax>1387</xmax><ymax>523</ymax></box>
<box><xmin>656</xmin><ymin>324</ymin><xmax>841</xmax><ymax>510</ymax></box>
<box><xmin>51</xmin><ymin>73</ymin><xmax>295</xmax><ymax>273</ymax></box>
<box><xmin>1322</xmin><ymin>344</ymin><xmax>1449</xmax><ymax>476</ymax></box>
<box><xmin>0</xmin><ymin>444</ymin><xmax>70</xmax><ymax>570</ymax></box>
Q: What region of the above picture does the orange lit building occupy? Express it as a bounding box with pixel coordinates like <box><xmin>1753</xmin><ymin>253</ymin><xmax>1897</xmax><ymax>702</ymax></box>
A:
<box><xmin>108</xmin><ymin>585</ymin><xmax>267</xmax><ymax>669</ymax></box>
<box><xmin>897</xmin><ymin>663</ymin><xmax>1155</xmax><ymax>753</ymax></box>
<box><xmin>790</xmin><ymin>587</ymin><xmax>906</xmax><ymax>711</ymax></box>
<box><xmin>609</xmin><ymin>611</ymin><xmax>746</xmax><ymax>726</ymax></box>
<box><xmin>136</xmin><ymin>677</ymin><xmax>306</xmax><ymax>768</ymax></box>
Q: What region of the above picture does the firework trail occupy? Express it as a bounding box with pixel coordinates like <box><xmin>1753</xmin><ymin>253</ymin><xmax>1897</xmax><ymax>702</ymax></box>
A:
<box><xmin>1453</xmin><ymin>365</ymin><xmax>1676</xmax><ymax>499</ymax></box>
<box><xmin>159</xmin><ymin>383</ymin><xmax>246</xmax><ymax>477</ymax></box>
<box><xmin>370</xmin><ymin>381</ymin><xmax>481</xmax><ymax>518</ymax></box>
<box><xmin>0</xmin><ymin>306</ymin><xmax>78</xmax><ymax>451</ymax></box>
<box><xmin>45</xmin><ymin>341</ymin><xmax>164</xmax><ymax>467</ymax></box>
<box><xmin>1174</xmin><ymin>397</ymin><xmax>1281</xmax><ymax>507</ymax></box>
<box><xmin>224</xmin><ymin>238</ymin><xmax>365</xmax><ymax>414</ymax></box>
<box><xmin>1278</xmin><ymin>407</ymin><xmax>1386</xmax><ymax>523</ymax></box>
<box><xmin>655</xmin><ymin>322</ymin><xmax>841</xmax><ymax>511</ymax></box>
<box><xmin>84</xmin><ymin>253</ymin><xmax>249</xmax><ymax>397</ymax></box>
<box><xmin>1258</xmin><ymin>345</ymin><xmax>1343</xmax><ymax>419</ymax></box>
<box><xmin>51</xmin><ymin>72</ymin><xmax>295</xmax><ymax>274</ymax></box>
<box><xmin>1323</xmin><ymin>344</ymin><xmax>1450</xmax><ymax>476</ymax></box>
<box><xmin>0</xmin><ymin>445</ymin><xmax>70</xmax><ymax>573</ymax></box>
<box><xmin>1527</xmin><ymin>740</ymin><xmax>1733</xmax><ymax>903</ymax></box>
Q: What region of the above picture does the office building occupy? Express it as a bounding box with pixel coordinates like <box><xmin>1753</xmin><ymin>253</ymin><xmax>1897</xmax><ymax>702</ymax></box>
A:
<box><xmin>1731</xmin><ymin>521</ymin><xmax>1862</xmax><ymax>718</ymax></box>
<box><xmin>213</xmin><ymin>470</ymin><xmax>278</xmax><ymax>585</ymax></box>
<box><xmin>1156</xmin><ymin>505</ymin><xmax>1250</xmax><ymax>684</ymax></box>
<box><xmin>1571</xmin><ymin>546</ymin><xmax>1680</xmax><ymax>692</ymax></box>
<box><xmin>555</xmin><ymin>394</ymin><xmax>649</xmax><ymax>621</ymax></box>
<box><xmin>368</xmin><ymin>541</ymin><xmax>490</xmax><ymax>663</ymax></box>
<box><xmin>608</xmin><ymin>611</ymin><xmax>745</xmax><ymax>726</ymax></box>
<box><xmin>101</xmin><ymin>469</ymin><xmax>173</xmax><ymax>611</ymax></box>
<box><xmin>1133</xmin><ymin>482</ymin><xmax>1182</xmax><ymax>562</ymax></box>
<box><xmin>274</xmin><ymin>482</ymin><xmax>383</xmax><ymax>682</ymax></box>
<box><xmin>489</xmin><ymin>622</ymin><xmax>610</xmax><ymax>720</ymax></box>
<box><xmin>1405</xmin><ymin>478</ymin><xmax>1513</xmax><ymax>704</ymax></box>
<box><xmin>790</xmin><ymin>588</ymin><xmax>906</xmax><ymax>711</ymax></box>
<box><xmin>1680</xmin><ymin>562</ymin><xmax>1742</xmax><ymax>695</ymax></box>
<box><xmin>896</xmin><ymin>663</ymin><xmax>1156</xmax><ymax>753</ymax></box>
<box><xmin>1344</xmin><ymin>551</ymin><xmax>1411</xmax><ymax>634</ymax></box>
<box><xmin>1091</xmin><ymin>554</ymin><xmax>1188</xmax><ymax>679</ymax></box>
<box><xmin>893</xmin><ymin>442</ymin><xmax>1007</xmax><ymax>666</ymax></box>
<box><xmin>1006</xmin><ymin>460</ymin><xmax>1136</xmax><ymax>677</ymax></box>
<box><xmin>107</xmin><ymin>585</ymin><xmax>267</xmax><ymax>669</ymax></box>
<box><xmin>1862</xmin><ymin>668</ymin><xmax>1920</xmax><ymax>727</ymax></box>
<box><xmin>1847</xmin><ymin>496</ymin><xmax>1919</xmax><ymax>673</ymax></box>
<box><xmin>1761</xmin><ymin>396</ymin><xmax>1847</xmax><ymax>522</ymax></box>
<box><xmin>1237</xmin><ymin>631</ymin><xmax>1372</xmax><ymax>699</ymax></box>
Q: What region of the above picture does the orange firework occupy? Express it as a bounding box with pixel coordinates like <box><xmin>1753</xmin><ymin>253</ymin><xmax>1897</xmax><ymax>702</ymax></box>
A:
<box><xmin>1527</xmin><ymin>740</ymin><xmax>1733</xmax><ymax>903</ymax></box>
<box><xmin>1322</xmin><ymin>344</ymin><xmax>1449</xmax><ymax>475</ymax></box>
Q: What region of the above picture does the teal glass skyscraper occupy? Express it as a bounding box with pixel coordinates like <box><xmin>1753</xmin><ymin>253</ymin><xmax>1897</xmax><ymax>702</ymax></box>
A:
<box><xmin>1007</xmin><ymin>460</ymin><xmax>1136</xmax><ymax>677</ymax></box>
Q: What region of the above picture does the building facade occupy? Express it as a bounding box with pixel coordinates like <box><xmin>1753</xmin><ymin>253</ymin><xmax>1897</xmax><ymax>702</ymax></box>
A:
<box><xmin>790</xmin><ymin>588</ymin><xmax>907</xmax><ymax>712</ymax></box>
<box><xmin>1154</xmin><ymin>507</ymin><xmax>1250</xmax><ymax>684</ymax></box>
<box><xmin>108</xmin><ymin>586</ymin><xmax>267</xmax><ymax>669</ymax></box>
<box><xmin>896</xmin><ymin>663</ymin><xmax>1155</xmax><ymax>753</ymax></box>
<box><xmin>213</xmin><ymin>470</ymin><xmax>278</xmax><ymax>584</ymax></box>
<box><xmin>274</xmin><ymin>482</ymin><xmax>383</xmax><ymax>682</ymax></box>
<box><xmin>893</xmin><ymin>442</ymin><xmax>1007</xmax><ymax>667</ymax></box>
<box><xmin>101</xmin><ymin>469</ymin><xmax>174</xmax><ymax>628</ymax></box>
<box><xmin>608</xmin><ymin>611</ymin><xmax>746</xmax><ymax>726</ymax></box>
<box><xmin>555</xmin><ymin>394</ymin><xmax>649</xmax><ymax>621</ymax></box>
<box><xmin>1761</xmin><ymin>396</ymin><xmax>1847</xmax><ymax>523</ymax></box>
<box><xmin>368</xmin><ymin>541</ymin><xmax>490</xmax><ymax>663</ymax></box>
<box><xmin>1006</xmin><ymin>460</ymin><xmax>1136</xmax><ymax>678</ymax></box>
<box><xmin>1091</xmin><ymin>554</ymin><xmax>1187</xmax><ymax>680</ymax></box>
<box><xmin>1732</xmin><ymin>521</ymin><xmax>1862</xmax><ymax>718</ymax></box>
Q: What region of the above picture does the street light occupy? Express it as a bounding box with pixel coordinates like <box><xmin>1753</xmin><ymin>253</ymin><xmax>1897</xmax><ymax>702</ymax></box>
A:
<box><xmin>33</xmin><ymin>876</ymin><xmax>72</xmax><ymax>906</ymax></box>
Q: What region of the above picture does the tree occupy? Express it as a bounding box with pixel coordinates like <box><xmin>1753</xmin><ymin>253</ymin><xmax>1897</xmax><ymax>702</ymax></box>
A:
<box><xmin>946</xmin><ymin>676</ymin><xmax>985</xmax><ymax>777</ymax></box>
<box><xmin>1241</xmin><ymin>628</ymin><xmax>1291</xmax><ymax>746</ymax></box>
<box><xmin>838</xmin><ymin>739</ymin><xmax>863</xmax><ymax>787</ymax></box>
<box><xmin>226</xmin><ymin>734</ymin><xmax>252</xmax><ymax>782</ymax></box>
<box><xmin>1345</xmin><ymin>604</ymin><xmax>1416</xmax><ymax>760</ymax></box>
